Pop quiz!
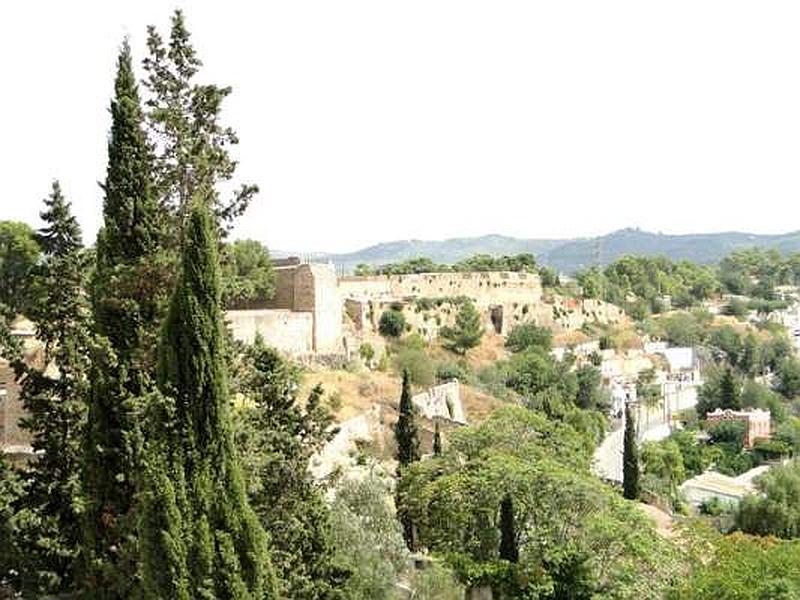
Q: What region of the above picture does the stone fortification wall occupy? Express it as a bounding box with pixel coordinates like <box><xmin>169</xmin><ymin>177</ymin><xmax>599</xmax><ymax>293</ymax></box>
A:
<box><xmin>306</xmin><ymin>264</ymin><xmax>342</xmax><ymax>353</ymax></box>
<box><xmin>347</xmin><ymin>294</ymin><xmax>624</xmax><ymax>341</ymax></box>
<box><xmin>341</xmin><ymin>272</ymin><xmax>624</xmax><ymax>339</ymax></box>
<box><xmin>229</xmin><ymin>261</ymin><xmax>343</xmax><ymax>355</ymax></box>
<box><xmin>339</xmin><ymin>271</ymin><xmax>543</xmax><ymax>307</ymax></box>
<box><xmin>226</xmin><ymin>309</ymin><xmax>314</xmax><ymax>354</ymax></box>
<box><xmin>266</xmin><ymin>267</ymin><xmax>297</xmax><ymax>310</ymax></box>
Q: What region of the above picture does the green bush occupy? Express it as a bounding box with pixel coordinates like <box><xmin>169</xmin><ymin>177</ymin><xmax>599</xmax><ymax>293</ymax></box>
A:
<box><xmin>393</xmin><ymin>347</ymin><xmax>435</xmax><ymax>387</ymax></box>
<box><xmin>505</xmin><ymin>323</ymin><xmax>553</xmax><ymax>353</ymax></box>
<box><xmin>435</xmin><ymin>360</ymin><xmax>472</xmax><ymax>384</ymax></box>
<box><xmin>329</xmin><ymin>475</ymin><xmax>409</xmax><ymax>599</ymax></box>
<box><xmin>379</xmin><ymin>309</ymin><xmax>406</xmax><ymax>337</ymax></box>
<box><xmin>358</xmin><ymin>342</ymin><xmax>375</xmax><ymax>365</ymax></box>
<box><xmin>409</xmin><ymin>562</ymin><xmax>464</xmax><ymax>599</ymax></box>
<box><xmin>722</xmin><ymin>297</ymin><xmax>748</xmax><ymax>319</ymax></box>
<box><xmin>699</xmin><ymin>497</ymin><xmax>728</xmax><ymax>516</ymax></box>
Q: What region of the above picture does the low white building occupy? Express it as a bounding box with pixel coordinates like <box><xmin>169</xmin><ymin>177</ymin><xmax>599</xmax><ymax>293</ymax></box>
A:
<box><xmin>680</xmin><ymin>465</ymin><xmax>770</xmax><ymax>508</ymax></box>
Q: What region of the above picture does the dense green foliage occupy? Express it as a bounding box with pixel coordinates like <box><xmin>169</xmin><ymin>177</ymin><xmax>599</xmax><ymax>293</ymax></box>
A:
<box><xmin>641</xmin><ymin>438</ymin><xmax>685</xmax><ymax>505</ymax></box>
<box><xmin>84</xmin><ymin>42</ymin><xmax>169</xmax><ymax>594</ymax></box>
<box><xmin>221</xmin><ymin>239</ymin><xmax>276</xmax><ymax>307</ymax></box>
<box><xmin>640</xmin><ymin>308</ymin><xmax>713</xmax><ymax>346</ymax></box>
<box><xmin>719</xmin><ymin>248</ymin><xmax>800</xmax><ymax>296</ymax></box>
<box><xmin>357</xmin><ymin>253</ymin><xmax>540</xmax><ymax>275</ymax></box>
<box><xmin>399</xmin><ymin>407</ymin><xmax>681</xmax><ymax>598</ymax></box>
<box><xmin>0</xmin><ymin>220</ymin><xmax>41</xmax><ymax>317</ymax></box>
<box><xmin>736</xmin><ymin>461</ymin><xmax>800</xmax><ymax>539</ymax></box>
<box><xmin>670</xmin><ymin>528</ymin><xmax>800</xmax><ymax>599</ymax></box>
<box><xmin>233</xmin><ymin>339</ymin><xmax>348</xmax><ymax>598</ymax></box>
<box><xmin>139</xmin><ymin>200</ymin><xmax>278</xmax><ymax>598</ymax></box>
<box><xmin>379</xmin><ymin>308</ymin><xmax>406</xmax><ymax>337</ymax></box>
<box><xmin>577</xmin><ymin>256</ymin><xmax>718</xmax><ymax>317</ymax></box>
<box><xmin>391</xmin><ymin>335</ymin><xmax>436</xmax><ymax>386</ymax></box>
<box><xmin>328</xmin><ymin>475</ymin><xmax>409</xmax><ymax>599</ymax></box>
<box><xmin>504</xmin><ymin>322</ymin><xmax>553</xmax><ymax>353</ymax></box>
<box><xmin>1</xmin><ymin>184</ymin><xmax>92</xmax><ymax>595</ymax></box>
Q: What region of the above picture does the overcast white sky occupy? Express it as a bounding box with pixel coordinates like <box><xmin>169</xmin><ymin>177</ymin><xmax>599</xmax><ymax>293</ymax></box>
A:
<box><xmin>1</xmin><ymin>1</ymin><xmax>799</xmax><ymax>253</ymax></box>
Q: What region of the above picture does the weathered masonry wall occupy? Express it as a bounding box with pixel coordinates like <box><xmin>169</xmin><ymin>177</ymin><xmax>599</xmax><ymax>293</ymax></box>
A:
<box><xmin>226</xmin><ymin>309</ymin><xmax>315</xmax><ymax>354</ymax></box>
<box><xmin>339</xmin><ymin>271</ymin><xmax>543</xmax><ymax>307</ymax></box>
<box><xmin>341</xmin><ymin>271</ymin><xmax>624</xmax><ymax>337</ymax></box>
<box><xmin>227</xmin><ymin>262</ymin><xmax>343</xmax><ymax>355</ymax></box>
<box><xmin>306</xmin><ymin>264</ymin><xmax>342</xmax><ymax>353</ymax></box>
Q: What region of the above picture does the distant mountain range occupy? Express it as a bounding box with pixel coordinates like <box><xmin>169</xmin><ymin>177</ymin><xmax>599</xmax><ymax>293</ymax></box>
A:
<box><xmin>274</xmin><ymin>228</ymin><xmax>800</xmax><ymax>274</ymax></box>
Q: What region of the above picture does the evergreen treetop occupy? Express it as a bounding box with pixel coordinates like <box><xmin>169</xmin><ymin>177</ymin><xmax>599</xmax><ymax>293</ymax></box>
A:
<box><xmin>83</xmin><ymin>40</ymin><xmax>170</xmax><ymax>596</ymax></box>
<box><xmin>623</xmin><ymin>402</ymin><xmax>640</xmax><ymax>500</ymax></box>
<box><xmin>100</xmin><ymin>38</ymin><xmax>161</xmax><ymax>267</ymax></box>
<box><xmin>144</xmin><ymin>10</ymin><xmax>257</xmax><ymax>232</ymax></box>
<box><xmin>9</xmin><ymin>182</ymin><xmax>91</xmax><ymax>596</ymax></box>
<box><xmin>719</xmin><ymin>367</ymin><xmax>741</xmax><ymax>410</ymax></box>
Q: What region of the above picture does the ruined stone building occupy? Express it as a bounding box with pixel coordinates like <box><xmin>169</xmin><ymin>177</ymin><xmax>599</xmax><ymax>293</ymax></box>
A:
<box><xmin>226</xmin><ymin>258</ymin><xmax>343</xmax><ymax>355</ymax></box>
<box><xmin>226</xmin><ymin>264</ymin><xmax>625</xmax><ymax>358</ymax></box>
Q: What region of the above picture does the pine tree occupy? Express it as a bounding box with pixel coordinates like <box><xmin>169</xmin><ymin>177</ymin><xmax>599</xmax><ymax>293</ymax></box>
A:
<box><xmin>83</xmin><ymin>40</ymin><xmax>169</xmax><ymax>594</ymax></box>
<box><xmin>139</xmin><ymin>198</ymin><xmax>279</xmax><ymax>598</ymax></box>
<box><xmin>433</xmin><ymin>420</ymin><xmax>443</xmax><ymax>456</ymax></box>
<box><xmin>10</xmin><ymin>182</ymin><xmax>91</xmax><ymax>595</ymax></box>
<box><xmin>394</xmin><ymin>369</ymin><xmax>420</xmax><ymax>550</ymax></box>
<box><xmin>143</xmin><ymin>10</ymin><xmax>257</xmax><ymax>234</ymax></box>
<box><xmin>498</xmin><ymin>494</ymin><xmax>519</xmax><ymax>563</ymax></box>
<box><xmin>440</xmin><ymin>300</ymin><xmax>484</xmax><ymax>355</ymax></box>
<box><xmin>719</xmin><ymin>367</ymin><xmax>741</xmax><ymax>410</ymax></box>
<box><xmin>622</xmin><ymin>402</ymin><xmax>640</xmax><ymax>500</ymax></box>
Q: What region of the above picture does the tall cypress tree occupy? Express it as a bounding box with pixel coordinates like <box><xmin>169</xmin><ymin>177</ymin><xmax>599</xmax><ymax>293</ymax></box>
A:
<box><xmin>719</xmin><ymin>367</ymin><xmax>741</xmax><ymax>410</ymax></box>
<box><xmin>394</xmin><ymin>369</ymin><xmax>420</xmax><ymax>550</ymax></box>
<box><xmin>622</xmin><ymin>402</ymin><xmax>640</xmax><ymax>500</ymax></box>
<box><xmin>139</xmin><ymin>198</ymin><xmax>278</xmax><ymax>598</ymax></box>
<box><xmin>10</xmin><ymin>182</ymin><xmax>91</xmax><ymax>595</ymax></box>
<box><xmin>83</xmin><ymin>40</ymin><xmax>168</xmax><ymax>594</ymax></box>
<box><xmin>395</xmin><ymin>369</ymin><xmax>420</xmax><ymax>469</ymax></box>
<box><xmin>498</xmin><ymin>494</ymin><xmax>519</xmax><ymax>563</ymax></box>
<box><xmin>433</xmin><ymin>420</ymin><xmax>443</xmax><ymax>457</ymax></box>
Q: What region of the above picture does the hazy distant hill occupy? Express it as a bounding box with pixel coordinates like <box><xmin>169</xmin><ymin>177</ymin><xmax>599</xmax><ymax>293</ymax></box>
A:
<box><xmin>275</xmin><ymin>228</ymin><xmax>800</xmax><ymax>274</ymax></box>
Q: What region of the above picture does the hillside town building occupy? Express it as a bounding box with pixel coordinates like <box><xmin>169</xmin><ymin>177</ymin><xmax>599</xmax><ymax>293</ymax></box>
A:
<box><xmin>705</xmin><ymin>408</ymin><xmax>771</xmax><ymax>448</ymax></box>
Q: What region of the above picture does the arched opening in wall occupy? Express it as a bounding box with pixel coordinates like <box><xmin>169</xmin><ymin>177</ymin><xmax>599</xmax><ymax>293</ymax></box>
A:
<box><xmin>490</xmin><ymin>305</ymin><xmax>503</xmax><ymax>335</ymax></box>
